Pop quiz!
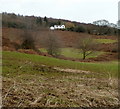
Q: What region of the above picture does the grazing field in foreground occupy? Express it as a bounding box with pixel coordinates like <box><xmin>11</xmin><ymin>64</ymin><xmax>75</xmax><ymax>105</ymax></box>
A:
<box><xmin>2</xmin><ymin>51</ymin><xmax>119</xmax><ymax>107</ymax></box>
<box><xmin>3</xmin><ymin>51</ymin><xmax>118</xmax><ymax>77</ymax></box>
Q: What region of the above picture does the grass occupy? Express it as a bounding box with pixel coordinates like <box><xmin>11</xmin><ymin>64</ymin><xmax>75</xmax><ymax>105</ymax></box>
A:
<box><xmin>95</xmin><ymin>39</ymin><xmax>117</xmax><ymax>44</ymax></box>
<box><xmin>2</xmin><ymin>51</ymin><xmax>118</xmax><ymax>78</ymax></box>
<box><xmin>2</xmin><ymin>51</ymin><xmax>119</xmax><ymax>107</ymax></box>
<box><xmin>40</xmin><ymin>48</ymin><xmax>104</xmax><ymax>59</ymax></box>
<box><xmin>61</xmin><ymin>48</ymin><xmax>104</xmax><ymax>59</ymax></box>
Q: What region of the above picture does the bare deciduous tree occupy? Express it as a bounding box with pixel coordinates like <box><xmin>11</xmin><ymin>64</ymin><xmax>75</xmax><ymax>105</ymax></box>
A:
<box><xmin>76</xmin><ymin>36</ymin><xmax>97</xmax><ymax>60</ymax></box>
<box><xmin>43</xmin><ymin>31</ymin><xmax>61</xmax><ymax>57</ymax></box>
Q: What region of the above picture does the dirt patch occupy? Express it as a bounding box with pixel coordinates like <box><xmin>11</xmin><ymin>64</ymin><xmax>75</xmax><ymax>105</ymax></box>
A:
<box><xmin>54</xmin><ymin>67</ymin><xmax>91</xmax><ymax>74</ymax></box>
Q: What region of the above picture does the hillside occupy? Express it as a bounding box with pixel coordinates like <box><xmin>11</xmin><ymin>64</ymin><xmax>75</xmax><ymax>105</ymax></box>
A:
<box><xmin>2</xmin><ymin>12</ymin><xmax>118</xmax><ymax>36</ymax></box>
<box><xmin>2</xmin><ymin>51</ymin><xmax>119</xmax><ymax>107</ymax></box>
<box><xmin>2</xmin><ymin>13</ymin><xmax>119</xmax><ymax>108</ymax></box>
<box><xmin>2</xmin><ymin>27</ymin><xmax>118</xmax><ymax>61</ymax></box>
<box><xmin>2</xmin><ymin>27</ymin><xmax>117</xmax><ymax>46</ymax></box>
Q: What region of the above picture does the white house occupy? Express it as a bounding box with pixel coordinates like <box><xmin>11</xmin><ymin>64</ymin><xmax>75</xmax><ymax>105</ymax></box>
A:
<box><xmin>50</xmin><ymin>26</ymin><xmax>55</xmax><ymax>30</ymax></box>
<box><xmin>50</xmin><ymin>25</ymin><xmax>65</xmax><ymax>30</ymax></box>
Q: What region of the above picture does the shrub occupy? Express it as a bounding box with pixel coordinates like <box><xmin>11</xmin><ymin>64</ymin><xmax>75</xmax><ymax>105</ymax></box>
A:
<box><xmin>21</xmin><ymin>31</ymin><xmax>35</xmax><ymax>49</ymax></box>
<box><xmin>74</xmin><ymin>26</ymin><xmax>86</xmax><ymax>33</ymax></box>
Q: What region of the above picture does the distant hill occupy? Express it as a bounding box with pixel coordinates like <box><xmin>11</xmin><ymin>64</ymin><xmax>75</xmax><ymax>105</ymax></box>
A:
<box><xmin>2</xmin><ymin>12</ymin><xmax>118</xmax><ymax>36</ymax></box>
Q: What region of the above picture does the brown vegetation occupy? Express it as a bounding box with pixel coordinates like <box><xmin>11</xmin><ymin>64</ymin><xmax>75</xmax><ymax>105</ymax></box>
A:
<box><xmin>2</xmin><ymin>69</ymin><xmax>119</xmax><ymax>107</ymax></box>
<box><xmin>2</xmin><ymin>27</ymin><xmax>118</xmax><ymax>62</ymax></box>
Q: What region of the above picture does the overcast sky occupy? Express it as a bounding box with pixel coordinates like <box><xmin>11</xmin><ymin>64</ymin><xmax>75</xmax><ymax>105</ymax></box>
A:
<box><xmin>0</xmin><ymin>0</ymin><xmax>119</xmax><ymax>24</ymax></box>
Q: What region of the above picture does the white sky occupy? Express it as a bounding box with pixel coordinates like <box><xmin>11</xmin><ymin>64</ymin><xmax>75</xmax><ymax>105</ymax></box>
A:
<box><xmin>0</xmin><ymin>0</ymin><xmax>119</xmax><ymax>24</ymax></box>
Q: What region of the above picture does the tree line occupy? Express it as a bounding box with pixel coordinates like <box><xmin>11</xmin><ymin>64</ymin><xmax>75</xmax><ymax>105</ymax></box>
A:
<box><xmin>2</xmin><ymin>12</ymin><xmax>118</xmax><ymax>36</ymax></box>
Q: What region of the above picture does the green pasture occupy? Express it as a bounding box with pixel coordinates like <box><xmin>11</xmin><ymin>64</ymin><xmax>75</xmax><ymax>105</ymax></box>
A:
<box><xmin>61</xmin><ymin>48</ymin><xmax>104</xmax><ymax>59</ymax></box>
<box><xmin>95</xmin><ymin>39</ymin><xmax>117</xmax><ymax>44</ymax></box>
<box><xmin>40</xmin><ymin>48</ymin><xmax>104</xmax><ymax>59</ymax></box>
<box><xmin>2</xmin><ymin>51</ymin><xmax>118</xmax><ymax>78</ymax></box>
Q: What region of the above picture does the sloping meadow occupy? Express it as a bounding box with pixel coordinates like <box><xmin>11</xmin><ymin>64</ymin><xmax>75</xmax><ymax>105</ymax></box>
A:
<box><xmin>2</xmin><ymin>51</ymin><xmax>119</xmax><ymax>107</ymax></box>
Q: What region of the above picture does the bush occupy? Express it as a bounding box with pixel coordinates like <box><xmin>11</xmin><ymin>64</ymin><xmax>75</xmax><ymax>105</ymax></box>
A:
<box><xmin>7</xmin><ymin>22</ymin><xmax>18</xmax><ymax>28</ymax></box>
<box><xmin>74</xmin><ymin>26</ymin><xmax>86</xmax><ymax>33</ymax></box>
<box><xmin>21</xmin><ymin>31</ymin><xmax>35</xmax><ymax>49</ymax></box>
<box><xmin>67</xmin><ymin>27</ymin><xmax>74</xmax><ymax>31</ymax></box>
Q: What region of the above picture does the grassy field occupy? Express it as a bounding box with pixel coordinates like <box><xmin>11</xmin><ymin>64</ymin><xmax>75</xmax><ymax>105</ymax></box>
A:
<box><xmin>40</xmin><ymin>48</ymin><xmax>104</xmax><ymax>59</ymax></box>
<box><xmin>2</xmin><ymin>51</ymin><xmax>119</xmax><ymax>107</ymax></box>
<box><xmin>61</xmin><ymin>48</ymin><xmax>104</xmax><ymax>59</ymax></box>
<box><xmin>95</xmin><ymin>39</ymin><xmax>117</xmax><ymax>44</ymax></box>
<box><xmin>3</xmin><ymin>51</ymin><xmax>118</xmax><ymax>78</ymax></box>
